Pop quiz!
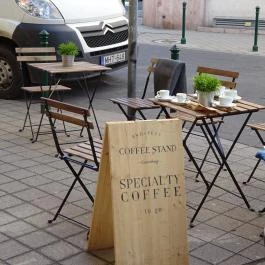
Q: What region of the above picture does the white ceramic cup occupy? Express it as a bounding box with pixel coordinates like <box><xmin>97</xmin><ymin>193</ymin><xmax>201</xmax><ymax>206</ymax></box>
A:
<box><xmin>224</xmin><ymin>89</ymin><xmax>238</xmax><ymax>99</ymax></box>
<box><xmin>176</xmin><ymin>93</ymin><xmax>187</xmax><ymax>103</ymax></box>
<box><xmin>218</xmin><ymin>86</ymin><xmax>226</xmax><ymax>97</ymax></box>
<box><xmin>157</xmin><ymin>90</ymin><xmax>170</xmax><ymax>98</ymax></box>
<box><xmin>219</xmin><ymin>96</ymin><xmax>233</xmax><ymax>106</ymax></box>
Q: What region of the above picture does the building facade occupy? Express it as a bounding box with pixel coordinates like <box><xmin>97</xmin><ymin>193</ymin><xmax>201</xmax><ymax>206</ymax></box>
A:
<box><xmin>143</xmin><ymin>0</ymin><xmax>265</xmax><ymax>30</ymax></box>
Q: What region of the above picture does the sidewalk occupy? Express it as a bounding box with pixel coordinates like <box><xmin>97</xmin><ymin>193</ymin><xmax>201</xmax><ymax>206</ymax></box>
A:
<box><xmin>0</xmin><ymin>25</ymin><xmax>265</xmax><ymax>265</ymax></box>
<box><xmin>138</xmin><ymin>20</ymin><xmax>265</xmax><ymax>56</ymax></box>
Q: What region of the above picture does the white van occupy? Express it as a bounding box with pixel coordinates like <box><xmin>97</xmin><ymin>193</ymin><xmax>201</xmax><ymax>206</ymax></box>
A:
<box><xmin>0</xmin><ymin>0</ymin><xmax>128</xmax><ymax>98</ymax></box>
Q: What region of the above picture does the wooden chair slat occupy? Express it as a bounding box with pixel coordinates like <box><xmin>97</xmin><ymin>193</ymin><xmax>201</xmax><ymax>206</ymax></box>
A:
<box><xmin>16</xmin><ymin>47</ymin><xmax>55</xmax><ymax>53</ymax></box>
<box><xmin>48</xmin><ymin>111</ymin><xmax>93</xmax><ymax>128</ymax></box>
<box><xmin>197</xmin><ymin>66</ymin><xmax>239</xmax><ymax>79</ymax></box>
<box><xmin>17</xmin><ymin>55</ymin><xmax>57</xmax><ymax>62</ymax></box>
<box><xmin>42</xmin><ymin>97</ymin><xmax>90</xmax><ymax>115</ymax></box>
<box><xmin>21</xmin><ymin>85</ymin><xmax>71</xmax><ymax>93</ymax></box>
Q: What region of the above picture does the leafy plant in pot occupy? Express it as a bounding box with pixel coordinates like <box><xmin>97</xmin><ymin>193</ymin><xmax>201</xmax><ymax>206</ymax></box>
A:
<box><xmin>193</xmin><ymin>73</ymin><xmax>221</xmax><ymax>106</ymax></box>
<box><xmin>58</xmin><ymin>41</ymin><xmax>79</xmax><ymax>67</ymax></box>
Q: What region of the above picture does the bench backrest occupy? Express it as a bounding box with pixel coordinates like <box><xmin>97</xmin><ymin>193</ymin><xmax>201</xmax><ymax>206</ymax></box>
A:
<box><xmin>197</xmin><ymin>66</ymin><xmax>239</xmax><ymax>89</ymax></box>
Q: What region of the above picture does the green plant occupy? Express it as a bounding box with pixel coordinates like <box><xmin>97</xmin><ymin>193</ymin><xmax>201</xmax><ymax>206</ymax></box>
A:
<box><xmin>58</xmin><ymin>41</ymin><xmax>79</xmax><ymax>56</ymax></box>
<box><xmin>193</xmin><ymin>73</ymin><xmax>221</xmax><ymax>92</ymax></box>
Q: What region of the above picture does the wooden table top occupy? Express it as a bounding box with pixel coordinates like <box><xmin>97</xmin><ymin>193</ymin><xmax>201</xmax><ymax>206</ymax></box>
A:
<box><xmin>149</xmin><ymin>98</ymin><xmax>265</xmax><ymax>119</ymax></box>
<box><xmin>28</xmin><ymin>61</ymin><xmax>111</xmax><ymax>74</ymax></box>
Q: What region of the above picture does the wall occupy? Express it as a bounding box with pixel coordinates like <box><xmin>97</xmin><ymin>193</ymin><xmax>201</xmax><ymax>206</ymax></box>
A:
<box><xmin>142</xmin><ymin>0</ymin><xmax>265</xmax><ymax>29</ymax></box>
<box><xmin>205</xmin><ymin>0</ymin><xmax>265</xmax><ymax>26</ymax></box>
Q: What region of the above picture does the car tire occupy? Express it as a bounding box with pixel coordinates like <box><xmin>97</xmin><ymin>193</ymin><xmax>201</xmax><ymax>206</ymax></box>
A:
<box><xmin>0</xmin><ymin>45</ymin><xmax>22</xmax><ymax>99</ymax></box>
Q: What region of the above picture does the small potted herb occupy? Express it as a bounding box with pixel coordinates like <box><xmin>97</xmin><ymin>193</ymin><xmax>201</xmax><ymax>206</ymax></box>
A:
<box><xmin>58</xmin><ymin>41</ymin><xmax>79</xmax><ymax>67</ymax></box>
<box><xmin>193</xmin><ymin>73</ymin><xmax>221</xmax><ymax>106</ymax></box>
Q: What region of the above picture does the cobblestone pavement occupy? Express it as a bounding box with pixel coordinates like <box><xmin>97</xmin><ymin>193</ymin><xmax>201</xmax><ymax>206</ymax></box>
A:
<box><xmin>0</xmin><ymin>21</ymin><xmax>265</xmax><ymax>265</ymax></box>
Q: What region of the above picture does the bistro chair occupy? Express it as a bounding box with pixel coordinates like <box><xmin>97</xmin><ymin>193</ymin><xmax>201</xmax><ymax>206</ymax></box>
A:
<box><xmin>16</xmin><ymin>47</ymin><xmax>71</xmax><ymax>143</ymax></box>
<box><xmin>42</xmin><ymin>97</ymin><xmax>102</xmax><ymax>227</ymax></box>
<box><xmin>110</xmin><ymin>57</ymin><xmax>187</xmax><ymax>120</ymax></box>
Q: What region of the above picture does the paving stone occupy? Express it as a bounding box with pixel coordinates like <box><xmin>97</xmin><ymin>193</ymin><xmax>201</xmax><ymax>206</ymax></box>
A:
<box><xmin>218</xmin><ymin>254</ymin><xmax>251</xmax><ymax>265</ymax></box>
<box><xmin>0</xmin><ymin>163</ymin><xmax>18</xmax><ymax>173</ymax></box>
<box><xmin>32</xmin><ymin>195</ymin><xmax>62</xmax><ymax>210</ymax></box>
<box><xmin>189</xmin><ymin>256</ymin><xmax>212</xmax><ymax>265</ymax></box>
<box><xmin>20</xmin><ymin>175</ymin><xmax>52</xmax><ymax>186</ymax></box>
<box><xmin>212</xmin><ymin>233</ymin><xmax>254</xmax><ymax>253</ymax></box>
<box><xmin>0</xmin><ymin>233</ymin><xmax>9</xmax><ymax>243</ymax></box>
<box><xmin>232</xmin><ymin>223</ymin><xmax>264</xmax><ymax>242</ymax></box>
<box><xmin>38</xmin><ymin>182</ymin><xmax>69</xmax><ymax>195</ymax></box>
<box><xmin>0</xmin><ymin>154</ymin><xmax>26</xmax><ymax>163</ymax></box>
<box><xmin>0</xmin><ymin>180</ymin><xmax>29</xmax><ymax>193</ymax></box>
<box><xmin>0</xmin><ymin>220</ymin><xmax>36</xmax><ymax>237</ymax></box>
<box><xmin>60</xmin><ymin>252</ymin><xmax>106</xmax><ymax>265</ymax></box>
<box><xmin>7</xmin><ymin>250</ymin><xmax>53</xmax><ymax>265</ymax></box>
<box><xmin>27</xmin><ymin>164</ymin><xmax>57</xmax><ymax>174</ymax></box>
<box><xmin>239</xmin><ymin>243</ymin><xmax>265</xmax><ymax>260</ymax></box>
<box><xmin>52</xmin><ymin>203</ymin><xmax>87</xmax><ymax>219</ymax></box>
<box><xmin>17</xmin><ymin>230</ymin><xmax>58</xmax><ymax>248</ymax></box>
<box><xmin>0</xmin><ymin>194</ymin><xmax>23</xmax><ymax>209</ymax></box>
<box><xmin>45</xmin><ymin>222</ymin><xmax>85</xmax><ymax>239</ymax></box>
<box><xmin>0</xmin><ymin>175</ymin><xmax>13</xmax><ymax>184</ymax></box>
<box><xmin>4</xmin><ymin>168</ymin><xmax>36</xmax><ymax>180</ymax></box>
<box><xmin>203</xmin><ymin>198</ymin><xmax>237</xmax><ymax>214</ymax></box>
<box><xmin>188</xmin><ymin>236</ymin><xmax>207</xmax><ymax>251</ymax></box>
<box><xmin>6</xmin><ymin>203</ymin><xmax>43</xmax><ymax>218</ymax></box>
<box><xmin>0</xmin><ymin>211</ymin><xmax>17</xmax><ymax>226</ymax></box>
<box><xmin>11</xmin><ymin>159</ymin><xmax>40</xmax><ymax>168</ymax></box>
<box><xmin>40</xmin><ymin>240</ymin><xmax>81</xmax><ymax>261</ymax></box>
<box><xmin>14</xmin><ymin>188</ymin><xmax>48</xmax><ymax>202</ymax></box>
<box><xmin>206</xmin><ymin>215</ymin><xmax>243</xmax><ymax>232</ymax></box>
<box><xmin>188</xmin><ymin>223</ymin><xmax>226</xmax><ymax>242</ymax></box>
<box><xmin>224</xmin><ymin>207</ymin><xmax>258</xmax><ymax>223</ymax></box>
<box><xmin>25</xmin><ymin>212</ymin><xmax>60</xmax><ymax>228</ymax></box>
<box><xmin>0</xmin><ymin>240</ymin><xmax>29</xmax><ymax>260</ymax></box>
<box><xmin>65</xmin><ymin>232</ymin><xmax>89</xmax><ymax>250</ymax></box>
<box><xmin>191</xmin><ymin>243</ymin><xmax>234</xmax><ymax>264</ymax></box>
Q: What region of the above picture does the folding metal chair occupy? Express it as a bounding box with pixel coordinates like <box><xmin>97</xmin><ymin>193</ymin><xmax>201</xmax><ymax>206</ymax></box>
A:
<box><xmin>16</xmin><ymin>47</ymin><xmax>71</xmax><ymax>142</ymax></box>
<box><xmin>110</xmin><ymin>57</ymin><xmax>187</xmax><ymax>120</ymax></box>
<box><xmin>42</xmin><ymin>97</ymin><xmax>102</xmax><ymax>227</ymax></box>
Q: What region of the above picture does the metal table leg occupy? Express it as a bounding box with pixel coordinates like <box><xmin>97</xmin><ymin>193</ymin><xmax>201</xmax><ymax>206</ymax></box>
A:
<box><xmin>190</xmin><ymin>114</ymin><xmax>254</xmax><ymax>226</ymax></box>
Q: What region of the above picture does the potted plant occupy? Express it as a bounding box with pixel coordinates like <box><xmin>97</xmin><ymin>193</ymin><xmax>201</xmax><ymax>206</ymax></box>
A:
<box><xmin>58</xmin><ymin>41</ymin><xmax>79</xmax><ymax>67</ymax></box>
<box><xmin>193</xmin><ymin>73</ymin><xmax>221</xmax><ymax>106</ymax></box>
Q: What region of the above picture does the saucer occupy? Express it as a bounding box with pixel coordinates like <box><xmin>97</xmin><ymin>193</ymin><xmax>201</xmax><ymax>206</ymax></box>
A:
<box><xmin>233</xmin><ymin>96</ymin><xmax>242</xmax><ymax>101</ymax></box>
<box><xmin>155</xmin><ymin>95</ymin><xmax>174</xmax><ymax>102</ymax></box>
<box><xmin>213</xmin><ymin>102</ymin><xmax>236</xmax><ymax>108</ymax></box>
<box><xmin>171</xmin><ymin>99</ymin><xmax>191</xmax><ymax>105</ymax></box>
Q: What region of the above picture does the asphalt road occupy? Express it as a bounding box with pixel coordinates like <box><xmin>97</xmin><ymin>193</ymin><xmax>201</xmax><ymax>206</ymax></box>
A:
<box><xmin>64</xmin><ymin>43</ymin><xmax>265</xmax><ymax>147</ymax></box>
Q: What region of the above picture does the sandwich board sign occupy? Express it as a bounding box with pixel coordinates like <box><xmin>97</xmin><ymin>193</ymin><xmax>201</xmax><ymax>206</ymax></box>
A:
<box><xmin>88</xmin><ymin>119</ymin><xmax>189</xmax><ymax>265</ymax></box>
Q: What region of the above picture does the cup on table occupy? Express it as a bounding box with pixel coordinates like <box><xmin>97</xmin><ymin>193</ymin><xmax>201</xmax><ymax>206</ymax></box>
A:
<box><xmin>218</xmin><ymin>86</ymin><xmax>226</xmax><ymax>97</ymax></box>
<box><xmin>219</xmin><ymin>95</ymin><xmax>233</xmax><ymax>106</ymax></box>
<box><xmin>176</xmin><ymin>93</ymin><xmax>187</xmax><ymax>103</ymax></box>
<box><xmin>224</xmin><ymin>89</ymin><xmax>238</xmax><ymax>100</ymax></box>
<box><xmin>156</xmin><ymin>90</ymin><xmax>170</xmax><ymax>98</ymax></box>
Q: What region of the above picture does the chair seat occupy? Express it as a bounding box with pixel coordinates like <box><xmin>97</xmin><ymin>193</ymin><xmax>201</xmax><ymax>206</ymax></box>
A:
<box><xmin>64</xmin><ymin>138</ymin><xmax>102</xmax><ymax>162</ymax></box>
<box><xmin>170</xmin><ymin>111</ymin><xmax>223</xmax><ymax>125</ymax></box>
<box><xmin>22</xmin><ymin>85</ymin><xmax>71</xmax><ymax>93</ymax></box>
<box><xmin>247</xmin><ymin>122</ymin><xmax>265</xmax><ymax>131</ymax></box>
<box><xmin>110</xmin><ymin>98</ymin><xmax>160</xmax><ymax>110</ymax></box>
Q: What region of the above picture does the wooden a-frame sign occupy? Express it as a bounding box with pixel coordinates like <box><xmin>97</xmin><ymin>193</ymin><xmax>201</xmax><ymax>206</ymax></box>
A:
<box><xmin>88</xmin><ymin>119</ymin><xmax>189</xmax><ymax>265</ymax></box>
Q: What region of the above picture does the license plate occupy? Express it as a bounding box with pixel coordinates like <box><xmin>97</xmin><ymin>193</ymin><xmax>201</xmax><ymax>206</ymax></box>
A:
<box><xmin>101</xmin><ymin>52</ymin><xmax>126</xmax><ymax>66</ymax></box>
